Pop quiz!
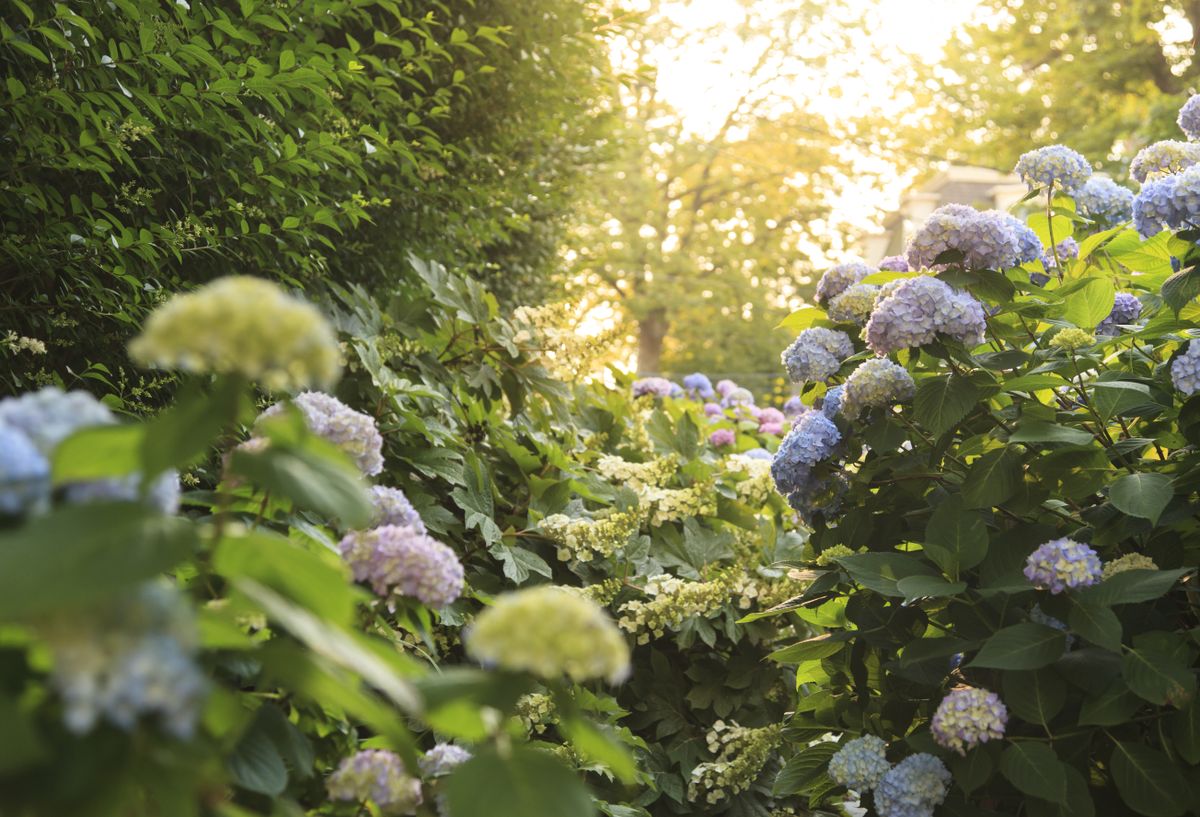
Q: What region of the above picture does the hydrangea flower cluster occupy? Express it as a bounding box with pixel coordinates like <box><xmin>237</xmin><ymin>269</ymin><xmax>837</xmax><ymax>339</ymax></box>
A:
<box><xmin>516</xmin><ymin>692</ymin><xmax>558</xmax><ymax>733</ymax></box>
<box><xmin>595</xmin><ymin>454</ymin><xmax>676</xmax><ymax>489</ymax></box>
<box><xmin>873</xmin><ymin>754</ymin><xmax>951</xmax><ymax>817</ymax></box>
<box><xmin>1172</xmin><ymin>341</ymin><xmax>1200</xmax><ymax>395</ymax></box>
<box><xmin>906</xmin><ymin>205</ymin><xmax>1042</xmax><ymax>271</ymax></box>
<box><xmin>1024</xmin><ymin>537</ymin><xmax>1103</xmax><ymax>593</ymax></box>
<box><xmin>703</xmin><ymin>402</ymin><xmax>724</xmax><ymax>417</ymax></box>
<box><xmin>828</xmin><ymin>735</ymin><xmax>890</xmax><ymax>791</ymax></box>
<box><xmin>1130</xmin><ymin>140</ymin><xmax>1200</xmax><ymax>183</ymax></box>
<box><xmin>781</xmin><ymin>327</ymin><xmax>855</xmax><ymax>383</ymax></box>
<box><xmin>0</xmin><ymin>422</ymin><xmax>50</xmax><ymax>514</ymax></box>
<box><xmin>1102</xmin><ymin>552</ymin><xmax>1158</xmax><ymax>579</ymax></box>
<box><xmin>930</xmin><ymin>688</ymin><xmax>1008</xmax><ymax>754</ymax></box>
<box><xmin>721</xmin><ymin>387</ymin><xmax>756</xmax><ymax>409</ymax></box>
<box><xmin>865</xmin><ymin>276</ymin><xmax>987</xmax><ymax>355</ymax></box>
<box><xmin>339</xmin><ymin>524</ymin><xmax>465</xmax><ymax>608</ymax></box>
<box><xmin>1075</xmin><ymin>177</ymin><xmax>1134</xmax><ymax>224</ymax></box>
<box><xmin>1014</xmin><ymin>145</ymin><xmax>1091</xmax><ymax>192</ymax></box>
<box><xmin>828</xmin><ymin>283</ymin><xmax>881</xmax><ymax>325</ymax></box>
<box><xmin>62</xmin><ymin>470</ymin><xmax>182</xmax><ymax>515</ymax></box>
<box><xmin>540</xmin><ymin>509</ymin><xmax>640</xmax><ymax>562</ymax></box>
<box><xmin>716</xmin><ymin>379</ymin><xmax>739</xmax><ymax>398</ymax></box>
<box><xmin>687</xmin><ymin>723</ymin><xmax>783</xmax><ymax>804</ymax></box>
<box><xmin>1048</xmin><ymin>327</ymin><xmax>1095</xmax><ymax>351</ymax></box>
<box><xmin>682</xmin><ymin>372</ymin><xmax>715</xmax><ymax>399</ymax></box>
<box><xmin>756</xmin><ymin>407</ymin><xmax>786</xmax><ymax>435</ymax></box>
<box><xmin>878</xmin><ymin>255</ymin><xmax>910</xmax><ymax>272</ymax></box>
<box><xmin>1096</xmin><ymin>292</ymin><xmax>1142</xmax><ymax>336</ymax></box>
<box><xmin>815</xmin><ymin>261</ymin><xmax>874</xmax><ymax>305</ymax></box>
<box><xmin>840</xmin><ymin>358</ymin><xmax>916</xmax><ymax>420</ymax></box>
<box><xmin>1179</xmin><ymin>94</ymin><xmax>1200</xmax><ymax>140</ymax></box>
<box><xmin>419</xmin><ymin>743</ymin><xmax>471</xmax><ymax>777</ymax></box>
<box><xmin>368</xmin><ymin>486</ymin><xmax>424</xmax><ymax>531</ymax></box>
<box><xmin>639</xmin><ymin>483</ymin><xmax>716</xmax><ymax>526</ymax></box>
<box><xmin>632</xmin><ymin>376</ymin><xmax>677</xmax><ymax>398</ymax></box>
<box><xmin>821</xmin><ymin>385</ymin><xmax>845</xmax><ymax>420</ymax></box>
<box><xmin>258</xmin><ymin>391</ymin><xmax>384</xmax><ymax>475</ymax></box>
<box><xmin>618</xmin><ymin>574</ymin><xmax>729</xmax><ymax>644</ymax></box>
<box><xmin>465</xmin><ymin>585</ymin><xmax>631</xmax><ymax>683</ymax></box>
<box><xmin>128</xmin><ymin>276</ymin><xmax>341</xmax><ymax>391</ymax></box>
<box><xmin>327</xmin><ymin>750</ymin><xmax>422</xmax><ymax>815</ymax></box>
<box><xmin>782</xmin><ymin>395</ymin><xmax>804</xmax><ymax>417</ymax></box>
<box><xmin>1134</xmin><ymin>161</ymin><xmax>1200</xmax><ymax>237</ymax></box>
<box><xmin>771</xmin><ymin>412</ymin><xmax>841</xmax><ymax>494</ymax></box>
<box><xmin>42</xmin><ymin>582</ymin><xmax>206</xmax><ymax>738</ymax></box>
<box><xmin>815</xmin><ymin>543</ymin><xmax>860</xmax><ymax>566</ymax></box>
<box><xmin>709</xmin><ymin>428</ymin><xmax>736</xmax><ymax>447</ymax></box>
<box><xmin>0</xmin><ymin>386</ymin><xmax>115</xmax><ymax>453</ymax></box>
<box><xmin>1042</xmin><ymin>236</ymin><xmax>1079</xmax><ymax>268</ymax></box>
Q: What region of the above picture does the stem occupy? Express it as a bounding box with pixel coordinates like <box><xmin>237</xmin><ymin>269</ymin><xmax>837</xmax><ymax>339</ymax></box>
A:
<box><xmin>1046</xmin><ymin>189</ymin><xmax>1062</xmax><ymax>279</ymax></box>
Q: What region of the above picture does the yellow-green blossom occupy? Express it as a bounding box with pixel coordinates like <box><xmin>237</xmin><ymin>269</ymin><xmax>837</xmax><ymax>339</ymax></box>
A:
<box><xmin>1049</xmin><ymin>327</ymin><xmax>1096</xmax><ymax>350</ymax></box>
<box><xmin>688</xmin><ymin>723</ymin><xmax>783</xmax><ymax>804</ymax></box>
<box><xmin>596</xmin><ymin>453</ymin><xmax>677</xmax><ymax>489</ymax></box>
<box><xmin>541</xmin><ymin>509</ymin><xmax>641</xmax><ymax>562</ymax></box>
<box><xmin>618</xmin><ymin>574</ymin><xmax>728</xmax><ymax>644</ymax></box>
<box><xmin>1101</xmin><ymin>552</ymin><xmax>1158</xmax><ymax>579</ymax></box>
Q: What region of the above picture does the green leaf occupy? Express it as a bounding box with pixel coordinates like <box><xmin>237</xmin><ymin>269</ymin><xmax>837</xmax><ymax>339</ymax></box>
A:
<box><xmin>1107</xmin><ymin>473</ymin><xmax>1173</xmax><ymax>523</ymax></box>
<box><xmin>923</xmin><ymin>494</ymin><xmax>988</xmax><ymax>573</ymax></box>
<box><xmin>1008</xmin><ymin>421</ymin><xmax>1095</xmax><ymax>446</ymax></box>
<box><xmin>140</xmin><ymin>376</ymin><xmax>246</xmax><ymax>480</ymax></box>
<box><xmin>1068</xmin><ymin>598</ymin><xmax>1122</xmax><ymax>652</ymax></box>
<box><xmin>950</xmin><ymin>747</ymin><xmax>994</xmax><ymax>796</ymax></box>
<box><xmin>451</xmin><ymin>453</ymin><xmax>502</xmax><ymax>545</ymax></box>
<box><xmin>1076</xmin><ymin>224</ymin><xmax>1126</xmax><ymax>260</ymax></box>
<box><xmin>1078</xmin><ymin>678</ymin><xmax>1142</xmax><ymax>726</ymax></box>
<box><xmin>51</xmin><ymin>424</ymin><xmax>143</xmax><ymax>483</ymax></box>
<box><xmin>1000</xmin><ymin>742</ymin><xmax>1067</xmax><ymax>804</ymax></box>
<box><xmin>279</xmin><ymin>48</ymin><xmax>295</xmax><ymax>70</ymax></box>
<box><xmin>0</xmin><ymin>503</ymin><xmax>196</xmax><ymax>619</ymax></box>
<box><xmin>895</xmin><ymin>575</ymin><xmax>967</xmax><ymax>602</ymax></box>
<box><xmin>230</xmin><ymin>442</ymin><xmax>372</xmax><ymax>530</ymax></box>
<box><xmin>1082</xmin><ymin>568</ymin><xmax>1190</xmax><ymax>606</ymax></box>
<box><xmin>489</xmin><ymin>544</ymin><xmax>552</xmax><ymax>585</ymax></box>
<box><xmin>560</xmin><ymin>717</ymin><xmax>637</xmax><ymax>784</ymax></box>
<box><xmin>969</xmin><ymin>623</ymin><xmax>1066</xmax><ymax>670</ymax></box>
<box><xmin>776</xmin><ymin>305</ymin><xmax>827</xmax><ymax>332</ymax></box>
<box><xmin>1110</xmin><ymin>742</ymin><xmax>1189</xmax><ymax>816</ymax></box>
<box><xmin>0</xmin><ymin>693</ymin><xmax>46</xmax><ymax>773</ymax></box>
<box><xmin>1170</xmin><ymin>698</ymin><xmax>1200</xmax><ymax>765</ymax></box>
<box><xmin>769</xmin><ymin>633</ymin><xmax>849</xmax><ymax>664</ymax></box>
<box><xmin>835</xmin><ymin>552</ymin><xmax>939</xmax><ymax>596</ymax></box>
<box><xmin>1122</xmin><ymin>646</ymin><xmax>1197</xmax><ymax>707</ymax></box>
<box><xmin>962</xmin><ymin>447</ymin><xmax>1023</xmax><ymax>509</ymax></box>
<box><xmin>1059</xmin><ymin>276</ymin><xmax>1115</xmax><ymax>328</ymax></box>
<box><xmin>914</xmin><ymin>375</ymin><xmax>979</xmax><ymax>436</ymax></box>
<box><xmin>229</xmin><ymin>711</ymin><xmax>289</xmax><ymax>795</ymax></box>
<box><xmin>1003</xmin><ymin>669</ymin><xmax>1066</xmax><ymax>725</ymax></box>
<box><xmin>773</xmin><ymin>742</ymin><xmax>839</xmax><ymax>796</ymax></box>
<box><xmin>1161</xmin><ymin>266</ymin><xmax>1200</xmax><ymax>314</ymax></box>
<box><xmin>445</xmin><ymin>746</ymin><xmax>596</xmax><ymax>817</ymax></box>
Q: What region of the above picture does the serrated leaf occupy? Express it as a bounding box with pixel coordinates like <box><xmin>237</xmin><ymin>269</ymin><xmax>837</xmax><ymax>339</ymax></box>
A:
<box><xmin>1060</xmin><ymin>276</ymin><xmax>1115</xmax><ymax>328</ymax></box>
<box><xmin>914</xmin><ymin>375</ymin><xmax>979</xmax><ymax>436</ymax></box>
<box><xmin>776</xmin><ymin>305</ymin><xmax>827</xmax><ymax>332</ymax></box>
<box><xmin>895</xmin><ymin>575</ymin><xmax>966</xmax><ymax>602</ymax></box>
<box><xmin>1122</xmin><ymin>646</ymin><xmax>1196</xmax><ymax>707</ymax></box>
<box><xmin>1108</xmin><ymin>472</ymin><xmax>1173</xmax><ymax>523</ymax></box>
<box><xmin>1003</xmin><ymin>669</ymin><xmax>1066</xmax><ymax>725</ymax></box>
<box><xmin>445</xmin><ymin>746</ymin><xmax>596</xmax><ymax>817</ymax></box>
<box><xmin>1008</xmin><ymin>421</ymin><xmax>1095</xmax><ymax>446</ymax></box>
<box><xmin>1110</xmin><ymin>742</ymin><xmax>1189</xmax><ymax>817</ymax></box>
<box><xmin>835</xmin><ymin>552</ymin><xmax>939</xmax><ymax>596</ymax></box>
<box><xmin>1000</xmin><ymin>742</ymin><xmax>1067</xmax><ymax>804</ymax></box>
<box><xmin>1068</xmin><ymin>599</ymin><xmax>1122</xmax><ymax>653</ymax></box>
<box><xmin>962</xmin><ymin>447</ymin><xmax>1023</xmax><ymax>509</ymax></box>
<box><xmin>1162</xmin><ymin>266</ymin><xmax>1200</xmax><ymax>314</ymax></box>
<box><xmin>1082</xmin><ymin>568</ymin><xmax>1190</xmax><ymax>606</ymax></box>
<box><xmin>1078</xmin><ymin>678</ymin><xmax>1142</xmax><ymax>726</ymax></box>
<box><xmin>969</xmin><ymin>623</ymin><xmax>1066</xmax><ymax>670</ymax></box>
<box><xmin>923</xmin><ymin>494</ymin><xmax>988</xmax><ymax>574</ymax></box>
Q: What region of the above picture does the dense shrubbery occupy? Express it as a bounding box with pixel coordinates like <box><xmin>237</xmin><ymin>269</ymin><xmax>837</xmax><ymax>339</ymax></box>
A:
<box><xmin>765</xmin><ymin>111</ymin><xmax>1200</xmax><ymax>816</ymax></box>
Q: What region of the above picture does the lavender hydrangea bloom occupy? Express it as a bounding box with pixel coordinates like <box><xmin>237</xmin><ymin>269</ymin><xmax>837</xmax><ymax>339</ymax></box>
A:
<box><xmin>1024</xmin><ymin>538</ymin><xmax>1102</xmax><ymax>594</ymax></box>
<box><xmin>878</xmin><ymin>255</ymin><xmax>910</xmax><ymax>272</ymax></box>
<box><xmin>709</xmin><ymin>429</ymin><xmax>735</xmax><ymax>447</ymax></box>
<box><xmin>782</xmin><ymin>395</ymin><xmax>804</xmax><ymax>417</ymax></box>
<box><xmin>1172</xmin><ymin>341</ymin><xmax>1200</xmax><ymax>395</ymax></box>
<box><xmin>828</xmin><ymin>283</ymin><xmax>881</xmax><ymax>325</ymax></box>
<box><xmin>369</xmin><ymin>486</ymin><xmax>425</xmax><ymax>531</ymax></box>
<box><xmin>1180</xmin><ymin>94</ymin><xmax>1200</xmax><ymax>140</ymax></box>
<box><xmin>781</xmin><ymin>327</ymin><xmax>855</xmax><ymax>383</ymax></box>
<box><xmin>721</xmin><ymin>387</ymin><xmax>755</xmax><ymax>408</ymax></box>
<box><xmin>828</xmin><ymin>735</ymin><xmax>890</xmax><ymax>792</ymax></box>
<box><xmin>1096</xmin><ymin>292</ymin><xmax>1143</xmax><ymax>335</ymax></box>
<box><xmin>420</xmin><ymin>743</ymin><xmax>472</xmax><ymax>777</ymax></box>
<box><xmin>931</xmin><ymin>688</ymin><xmax>1008</xmax><ymax>754</ymax></box>
<box><xmin>632</xmin><ymin>377</ymin><xmax>675</xmax><ymax>398</ymax></box>
<box><xmin>328</xmin><ymin>750</ymin><xmax>422</xmax><ymax>815</ymax></box>
<box><xmin>1014</xmin><ymin>145</ymin><xmax>1091</xmax><ymax>192</ymax></box>
<box><xmin>1075</xmin><ymin>177</ymin><xmax>1134</xmax><ymax>224</ymax></box>
<box><xmin>873</xmin><ymin>754</ymin><xmax>951</xmax><ymax>817</ymax></box>
<box><xmin>0</xmin><ymin>423</ymin><xmax>50</xmax><ymax>515</ymax></box>
<box><xmin>682</xmin><ymin>372</ymin><xmax>715</xmax><ymax>399</ymax></box>
<box><xmin>815</xmin><ymin>261</ymin><xmax>874</xmax><ymax>305</ymax></box>
<box><xmin>340</xmin><ymin>525</ymin><xmax>464</xmax><ymax>608</ymax></box>
<box><xmin>1044</xmin><ymin>236</ymin><xmax>1079</xmax><ymax>265</ymax></box>
<box><xmin>0</xmin><ymin>386</ymin><xmax>115</xmax><ymax>455</ymax></box>
<box><xmin>1130</xmin><ymin>140</ymin><xmax>1200</xmax><ymax>183</ymax></box>
<box><xmin>259</xmin><ymin>391</ymin><xmax>384</xmax><ymax>475</ymax></box>
<box><xmin>1133</xmin><ymin>163</ymin><xmax>1200</xmax><ymax>237</ymax></box>
<box><xmin>758</xmin><ymin>407</ymin><xmax>785</xmax><ymax>429</ymax></box>
<box><xmin>841</xmin><ymin>359</ymin><xmax>915</xmax><ymax>420</ymax></box>
<box><xmin>703</xmin><ymin>402</ymin><xmax>724</xmax><ymax>417</ymax></box>
<box><xmin>865</xmin><ymin>277</ymin><xmax>986</xmax><ymax>355</ymax></box>
<box><xmin>743</xmin><ymin>448</ymin><xmax>773</xmax><ymax>461</ymax></box>
<box><xmin>715</xmin><ymin>379</ymin><xmax>738</xmax><ymax>398</ymax></box>
<box><xmin>770</xmin><ymin>412</ymin><xmax>841</xmax><ymax>497</ymax></box>
<box><xmin>821</xmin><ymin>385</ymin><xmax>845</xmax><ymax>420</ymax></box>
<box><xmin>63</xmin><ymin>470</ymin><xmax>182</xmax><ymax>515</ymax></box>
<box><xmin>907</xmin><ymin>205</ymin><xmax>1041</xmax><ymax>270</ymax></box>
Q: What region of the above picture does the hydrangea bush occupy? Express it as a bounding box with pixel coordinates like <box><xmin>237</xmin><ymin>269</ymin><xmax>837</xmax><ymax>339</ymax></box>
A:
<box><xmin>766</xmin><ymin>98</ymin><xmax>1200</xmax><ymax>816</ymax></box>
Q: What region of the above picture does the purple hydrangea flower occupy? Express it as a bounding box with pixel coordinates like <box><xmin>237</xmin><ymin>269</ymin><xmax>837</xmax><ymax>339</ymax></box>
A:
<box><xmin>821</xmin><ymin>385</ymin><xmax>845</xmax><ymax>420</ymax></box>
<box><xmin>703</xmin><ymin>402</ymin><xmax>724</xmax><ymax>417</ymax></box>
<box><xmin>758</xmin><ymin>407</ymin><xmax>785</xmax><ymax>428</ymax></box>
<box><xmin>828</xmin><ymin>283</ymin><xmax>882</xmax><ymax>325</ymax></box>
<box><xmin>1015</xmin><ymin>145</ymin><xmax>1092</xmax><ymax>192</ymax></box>
<box><xmin>865</xmin><ymin>277</ymin><xmax>986</xmax><ymax>355</ymax></box>
<box><xmin>878</xmin><ymin>255</ymin><xmax>910</xmax><ymax>272</ymax></box>
<box><xmin>63</xmin><ymin>470</ymin><xmax>182</xmax><ymax>515</ymax></box>
<box><xmin>1180</xmin><ymin>94</ymin><xmax>1200</xmax><ymax>140</ymax></box>
<box><xmin>743</xmin><ymin>448</ymin><xmax>773</xmax><ymax>461</ymax></box>
<box><xmin>369</xmin><ymin>486</ymin><xmax>424</xmax><ymax>532</ymax></box>
<box><xmin>1133</xmin><ymin>163</ymin><xmax>1200</xmax><ymax>237</ymax></box>
<box><xmin>721</xmin><ymin>387</ymin><xmax>755</xmax><ymax>409</ymax></box>
<box><xmin>328</xmin><ymin>750</ymin><xmax>422</xmax><ymax>814</ymax></box>
<box><xmin>0</xmin><ymin>423</ymin><xmax>50</xmax><ymax>515</ymax></box>
<box><xmin>420</xmin><ymin>743</ymin><xmax>471</xmax><ymax>777</ymax></box>
<box><xmin>1172</xmin><ymin>341</ymin><xmax>1200</xmax><ymax>395</ymax></box>
<box><xmin>0</xmin><ymin>386</ymin><xmax>115</xmax><ymax>455</ymax></box>
<box><xmin>840</xmin><ymin>359</ymin><xmax>915</xmax><ymax>420</ymax></box>
<box><xmin>682</xmin><ymin>372</ymin><xmax>715</xmax><ymax>400</ymax></box>
<box><xmin>931</xmin><ymin>688</ymin><xmax>1008</xmax><ymax>755</ymax></box>
<box><xmin>1096</xmin><ymin>292</ymin><xmax>1143</xmax><ymax>335</ymax></box>
<box><xmin>873</xmin><ymin>754</ymin><xmax>951</xmax><ymax>817</ymax></box>
<box><xmin>770</xmin><ymin>412</ymin><xmax>840</xmax><ymax>498</ymax></box>
<box><xmin>1024</xmin><ymin>537</ymin><xmax>1102</xmax><ymax>594</ymax></box>
<box><xmin>815</xmin><ymin>261</ymin><xmax>874</xmax><ymax>305</ymax></box>
<box><xmin>259</xmin><ymin>391</ymin><xmax>384</xmax><ymax>475</ymax></box>
<box><xmin>1131</xmin><ymin>140</ymin><xmax>1200</xmax><ymax>183</ymax></box>
<box><xmin>782</xmin><ymin>396</ymin><xmax>804</xmax><ymax>417</ymax></box>
<box><xmin>340</xmin><ymin>525</ymin><xmax>465</xmax><ymax>608</ymax></box>
<box><xmin>709</xmin><ymin>428</ymin><xmax>736</xmax><ymax>447</ymax></box>
<box><xmin>1075</xmin><ymin>177</ymin><xmax>1134</xmax><ymax>224</ymax></box>
<box><xmin>907</xmin><ymin>205</ymin><xmax>1041</xmax><ymax>270</ymax></box>
<box><xmin>781</xmin><ymin>327</ymin><xmax>855</xmax><ymax>383</ymax></box>
<box><xmin>632</xmin><ymin>377</ymin><xmax>675</xmax><ymax>398</ymax></box>
<box><xmin>1042</xmin><ymin>237</ymin><xmax>1079</xmax><ymax>268</ymax></box>
<box><xmin>715</xmin><ymin>379</ymin><xmax>739</xmax><ymax>398</ymax></box>
<box><xmin>828</xmin><ymin>735</ymin><xmax>890</xmax><ymax>791</ymax></box>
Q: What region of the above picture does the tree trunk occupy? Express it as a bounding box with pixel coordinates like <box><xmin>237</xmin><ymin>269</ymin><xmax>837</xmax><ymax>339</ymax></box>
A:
<box><xmin>636</xmin><ymin>307</ymin><xmax>668</xmax><ymax>374</ymax></box>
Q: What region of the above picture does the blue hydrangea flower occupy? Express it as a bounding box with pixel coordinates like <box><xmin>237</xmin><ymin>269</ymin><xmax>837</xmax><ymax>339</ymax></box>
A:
<box><xmin>873</xmin><ymin>754</ymin><xmax>951</xmax><ymax>817</ymax></box>
<box><xmin>782</xmin><ymin>395</ymin><xmax>804</xmax><ymax>417</ymax></box>
<box><xmin>63</xmin><ymin>470</ymin><xmax>182</xmax><ymax>515</ymax></box>
<box><xmin>1024</xmin><ymin>538</ymin><xmax>1102</xmax><ymax>594</ymax></box>
<box><xmin>930</xmin><ymin>688</ymin><xmax>1008</xmax><ymax>755</ymax></box>
<box><xmin>1180</xmin><ymin>94</ymin><xmax>1200</xmax><ymax>140</ymax></box>
<box><xmin>703</xmin><ymin>402</ymin><xmax>724</xmax><ymax>417</ymax></box>
<box><xmin>1042</xmin><ymin>237</ymin><xmax>1079</xmax><ymax>269</ymax></box>
<box><xmin>828</xmin><ymin>735</ymin><xmax>890</xmax><ymax>791</ymax></box>
<box><xmin>841</xmin><ymin>359</ymin><xmax>915</xmax><ymax>419</ymax></box>
<box><xmin>865</xmin><ymin>277</ymin><xmax>986</xmax><ymax>355</ymax></box>
<box><xmin>1130</xmin><ymin>140</ymin><xmax>1200</xmax><ymax>183</ymax></box>
<box><xmin>258</xmin><ymin>391</ymin><xmax>384</xmax><ymax>475</ymax></box>
<box><xmin>1096</xmin><ymin>292</ymin><xmax>1142</xmax><ymax>335</ymax></box>
<box><xmin>328</xmin><ymin>750</ymin><xmax>423</xmax><ymax>814</ymax></box>
<box><xmin>0</xmin><ymin>423</ymin><xmax>50</xmax><ymax>515</ymax></box>
<box><xmin>907</xmin><ymin>205</ymin><xmax>1041</xmax><ymax>270</ymax></box>
<box><xmin>632</xmin><ymin>377</ymin><xmax>675</xmax><ymax>399</ymax></box>
<box><xmin>420</xmin><ymin>743</ymin><xmax>472</xmax><ymax>777</ymax></box>
<box><xmin>771</xmin><ymin>412</ymin><xmax>841</xmax><ymax>495</ymax></box>
<box><xmin>1015</xmin><ymin>145</ymin><xmax>1091</xmax><ymax>192</ymax></box>
<box><xmin>0</xmin><ymin>386</ymin><xmax>115</xmax><ymax>455</ymax></box>
<box><xmin>828</xmin><ymin>283</ymin><xmax>882</xmax><ymax>325</ymax></box>
<box><xmin>815</xmin><ymin>261</ymin><xmax>874</xmax><ymax>305</ymax></box>
<box><xmin>821</xmin><ymin>385</ymin><xmax>845</xmax><ymax>420</ymax></box>
<box><xmin>369</xmin><ymin>486</ymin><xmax>425</xmax><ymax>532</ymax></box>
<box><xmin>743</xmin><ymin>447</ymin><xmax>773</xmax><ymax>461</ymax></box>
<box><xmin>340</xmin><ymin>524</ymin><xmax>465</xmax><ymax>608</ymax></box>
<box><xmin>1075</xmin><ymin>177</ymin><xmax>1134</xmax><ymax>224</ymax></box>
<box><xmin>1133</xmin><ymin>163</ymin><xmax>1200</xmax><ymax>237</ymax></box>
<box><xmin>682</xmin><ymin>372</ymin><xmax>715</xmax><ymax>400</ymax></box>
<box><xmin>878</xmin><ymin>255</ymin><xmax>910</xmax><ymax>272</ymax></box>
<box><xmin>781</xmin><ymin>327</ymin><xmax>855</xmax><ymax>383</ymax></box>
<box><xmin>1172</xmin><ymin>341</ymin><xmax>1200</xmax><ymax>395</ymax></box>
<box><xmin>785</xmin><ymin>468</ymin><xmax>848</xmax><ymax>520</ymax></box>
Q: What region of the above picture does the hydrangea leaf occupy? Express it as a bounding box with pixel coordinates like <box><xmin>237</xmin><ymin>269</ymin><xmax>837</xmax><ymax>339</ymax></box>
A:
<box><xmin>999</xmin><ymin>742</ymin><xmax>1068</xmax><ymax>804</ymax></box>
<box><xmin>1110</xmin><ymin>742</ymin><xmax>1190</xmax><ymax>817</ymax></box>
<box><xmin>1107</xmin><ymin>472</ymin><xmax>1173</xmax><ymax>523</ymax></box>
<box><xmin>969</xmin><ymin>623</ymin><xmax>1066</xmax><ymax>670</ymax></box>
